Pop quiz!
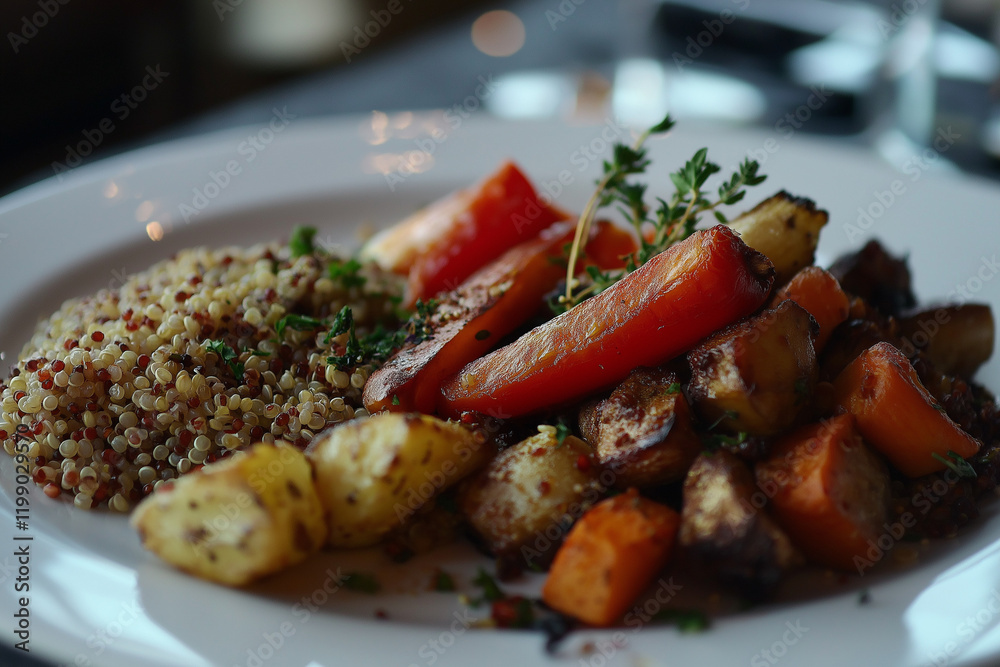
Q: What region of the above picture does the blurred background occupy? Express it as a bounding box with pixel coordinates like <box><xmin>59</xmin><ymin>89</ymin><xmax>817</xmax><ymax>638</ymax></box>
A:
<box><xmin>4</xmin><ymin>0</ymin><xmax>1000</xmax><ymax>197</ymax></box>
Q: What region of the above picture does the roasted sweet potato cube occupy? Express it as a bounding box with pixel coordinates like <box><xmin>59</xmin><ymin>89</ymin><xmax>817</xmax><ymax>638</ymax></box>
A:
<box><xmin>578</xmin><ymin>368</ymin><xmax>701</xmax><ymax>488</ymax></box>
<box><xmin>897</xmin><ymin>303</ymin><xmax>994</xmax><ymax>379</ymax></box>
<box><xmin>679</xmin><ymin>450</ymin><xmax>801</xmax><ymax>595</ymax></box>
<box><xmin>687</xmin><ymin>300</ymin><xmax>818</xmax><ymax>436</ymax></box>
<box><xmin>756</xmin><ymin>415</ymin><xmax>891</xmax><ymax>572</ymax></box>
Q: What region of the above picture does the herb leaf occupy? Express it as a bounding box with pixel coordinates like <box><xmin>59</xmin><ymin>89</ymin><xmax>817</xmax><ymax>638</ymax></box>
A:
<box><xmin>558</xmin><ymin>116</ymin><xmax>766</xmax><ymax>312</ymax></box>
<box><xmin>471</xmin><ymin>568</ymin><xmax>505</xmax><ymax>604</ymax></box>
<box><xmin>205</xmin><ymin>339</ymin><xmax>244</xmax><ymax>379</ymax></box>
<box><xmin>341</xmin><ymin>572</ymin><xmax>380</xmax><ymax>593</ymax></box>
<box><xmin>932</xmin><ymin>451</ymin><xmax>977</xmax><ymax>478</ymax></box>
<box><xmin>275</xmin><ymin>313</ymin><xmax>326</xmax><ymax>338</ymax></box>
<box><xmin>289</xmin><ymin>226</ymin><xmax>317</xmax><ymax>258</ymax></box>
<box><xmin>329</xmin><ymin>257</ymin><xmax>366</xmax><ymax>288</ymax></box>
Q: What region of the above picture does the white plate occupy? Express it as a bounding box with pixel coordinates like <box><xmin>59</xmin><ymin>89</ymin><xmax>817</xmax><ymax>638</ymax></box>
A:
<box><xmin>2</xmin><ymin>114</ymin><xmax>1000</xmax><ymax>667</ymax></box>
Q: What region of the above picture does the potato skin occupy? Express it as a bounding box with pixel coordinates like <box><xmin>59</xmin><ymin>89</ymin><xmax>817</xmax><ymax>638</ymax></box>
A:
<box><xmin>729</xmin><ymin>191</ymin><xmax>828</xmax><ymax>285</ymax></box>
<box><xmin>130</xmin><ymin>442</ymin><xmax>327</xmax><ymax>587</ymax></box>
<box><xmin>306</xmin><ymin>412</ymin><xmax>491</xmax><ymax>548</ymax></box>
<box><xmin>687</xmin><ymin>300</ymin><xmax>819</xmax><ymax>436</ymax></box>
<box><xmin>679</xmin><ymin>451</ymin><xmax>801</xmax><ymax>596</ymax></box>
<box><xmin>578</xmin><ymin>368</ymin><xmax>701</xmax><ymax>488</ymax></box>
<box><xmin>457</xmin><ymin>430</ymin><xmax>604</xmax><ymax>570</ymax></box>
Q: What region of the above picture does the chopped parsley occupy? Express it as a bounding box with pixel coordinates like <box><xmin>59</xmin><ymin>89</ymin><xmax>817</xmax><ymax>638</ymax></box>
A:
<box><xmin>475</xmin><ymin>329</ymin><xmax>491</xmax><ymax>341</ymax></box>
<box><xmin>471</xmin><ymin>568</ymin><xmax>505</xmax><ymax>605</ymax></box>
<box><xmin>554</xmin><ymin>422</ymin><xmax>572</xmax><ymax>447</ymax></box>
<box><xmin>205</xmin><ymin>339</ymin><xmax>243</xmax><ymax>379</ymax></box>
<box><xmin>391</xmin><ymin>395</ymin><xmax>400</xmax><ymax>406</ymax></box>
<box><xmin>649</xmin><ymin>609</ymin><xmax>710</xmax><ymax>633</ymax></box>
<box><xmin>289</xmin><ymin>225</ymin><xmax>317</xmax><ymax>258</ymax></box>
<box><xmin>328</xmin><ymin>257</ymin><xmax>366</xmax><ymax>288</ymax></box>
<box><xmin>666</xmin><ymin>382</ymin><xmax>682</xmax><ymax>394</ymax></box>
<box><xmin>341</xmin><ymin>572</ymin><xmax>380</xmax><ymax>593</ymax></box>
<box><xmin>432</xmin><ymin>570</ymin><xmax>456</xmax><ymax>592</ymax></box>
<box><xmin>275</xmin><ymin>313</ymin><xmax>326</xmax><ymax>338</ymax></box>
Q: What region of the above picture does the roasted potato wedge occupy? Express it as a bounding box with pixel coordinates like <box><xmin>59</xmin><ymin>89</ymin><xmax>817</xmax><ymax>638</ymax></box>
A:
<box><xmin>729</xmin><ymin>191</ymin><xmax>828</xmax><ymax>284</ymax></box>
<box><xmin>578</xmin><ymin>368</ymin><xmax>701</xmax><ymax>488</ymax></box>
<box><xmin>898</xmin><ymin>303</ymin><xmax>995</xmax><ymax>379</ymax></box>
<box><xmin>679</xmin><ymin>450</ymin><xmax>801</xmax><ymax>595</ymax></box>
<box><xmin>307</xmin><ymin>413</ymin><xmax>491</xmax><ymax>548</ymax></box>
<box><xmin>687</xmin><ymin>300</ymin><xmax>818</xmax><ymax>436</ymax></box>
<box><xmin>457</xmin><ymin>429</ymin><xmax>604</xmax><ymax>570</ymax></box>
<box><xmin>130</xmin><ymin>442</ymin><xmax>327</xmax><ymax>587</ymax></box>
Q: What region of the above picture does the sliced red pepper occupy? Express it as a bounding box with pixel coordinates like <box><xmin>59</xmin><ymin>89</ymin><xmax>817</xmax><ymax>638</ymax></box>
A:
<box><xmin>361</xmin><ymin>161</ymin><xmax>570</xmax><ymax>305</ymax></box>
<box><xmin>363</xmin><ymin>220</ymin><xmax>637</xmax><ymax>414</ymax></box>
<box><xmin>438</xmin><ymin>225</ymin><xmax>775</xmax><ymax>418</ymax></box>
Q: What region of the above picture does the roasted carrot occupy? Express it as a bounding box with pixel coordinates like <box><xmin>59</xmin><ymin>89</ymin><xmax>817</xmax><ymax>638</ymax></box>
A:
<box><xmin>832</xmin><ymin>342</ymin><xmax>981</xmax><ymax>477</ymax></box>
<box><xmin>360</xmin><ymin>161</ymin><xmax>569</xmax><ymax>305</ymax></box>
<box><xmin>438</xmin><ymin>225</ymin><xmax>775</xmax><ymax>418</ymax></box>
<box><xmin>773</xmin><ymin>266</ymin><xmax>849</xmax><ymax>352</ymax></box>
<box><xmin>363</xmin><ymin>221</ymin><xmax>636</xmax><ymax>414</ymax></box>
<box><xmin>542</xmin><ymin>489</ymin><xmax>680</xmax><ymax>626</ymax></box>
<box><xmin>755</xmin><ymin>414</ymin><xmax>890</xmax><ymax>571</ymax></box>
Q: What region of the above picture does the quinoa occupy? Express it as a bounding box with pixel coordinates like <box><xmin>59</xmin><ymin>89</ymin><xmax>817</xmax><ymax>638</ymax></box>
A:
<box><xmin>0</xmin><ymin>242</ymin><xmax>402</xmax><ymax>512</ymax></box>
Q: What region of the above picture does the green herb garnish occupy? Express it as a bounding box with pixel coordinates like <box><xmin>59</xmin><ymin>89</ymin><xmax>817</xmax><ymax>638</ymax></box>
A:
<box><xmin>205</xmin><ymin>339</ymin><xmax>244</xmax><ymax>379</ymax></box>
<box><xmin>554</xmin><ymin>422</ymin><xmax>572</xmax><ymax>447</ymax></box>
<box><xmin>329</xmin><ymin>257</ymin><xmax>366</xmax><ymax>288</ymax></box>
<box><xmin>432</xmin><ymin>570</ymin><xmax>456</xmax><ymax>592</ymax></box>
<box><xmin>471</xmin><ymin>568</ymin><xmax>505</xmax><ymax>604</ymax></box>
<box><xmin>558</xmin><ymin>115</ymin><xmax>765</xmax><ymax>313</ymax></box>
<box><xmin>391</xmin><ymin>395</ymin><xmax>400</xmax><ymax>406</ymax></box>
<box><xmin>289</xmin><ymin>225</ymin><xmax>317</xmax><ymax>258</ymax></box>
<box><xmin>666</xmin><ymin>382</ymin><xmax>682</xmax><ymax>394</ymax></box>
<box><xmin>650</xmin><ymin>609</ymin><xmax>710</xmax><ymax>633</ymax></box>
<box><xmin>932</xmin><ymin>451</ymin><xmax>977</xmax><ymax>478</ymax></box>
<box><xmin>275</xmin><ymin>313</ymin><xmax>326</xmax><ymax>338</ymax></box>
<box><xmin>341</xmin><ymin>572</ymin><xmax>380</xmax><ymax>593</ymax></box>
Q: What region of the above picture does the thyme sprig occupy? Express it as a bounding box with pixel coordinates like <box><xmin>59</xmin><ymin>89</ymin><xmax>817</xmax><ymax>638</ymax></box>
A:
<box><xmin>559</xmin><ymin>115</ymin><xmax>766</xmax><ymax>312</ymax></box>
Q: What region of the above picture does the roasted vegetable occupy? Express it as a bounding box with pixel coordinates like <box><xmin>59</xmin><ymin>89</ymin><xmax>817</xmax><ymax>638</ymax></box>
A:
<box><xmin>130</xmin><ymin>442</ymin><xmax>327</xmax><ymax>586</ymax></box>
<box><xmin>363</xmin><ymin>220</ymin><xmax>636</xmax><ymax>414</ymax></box>
<box><xmin>897</xmin><ymin>303</ymin><xmax>995</xmax><ymax>379</ymax></box>
<box><xmin>578</xmin><ymin>367</ymin><xmax>701</xmax><ymax>488</ymax></box>
<box><xmin>833</xmin><ymin>342</ymin><xmax>981</xmax><ymax>477</ymax></box>
<box><xmin>756</xmin><ymin>415</ymin><xmax>890</xmax><ymax>571</ymax></box>
<box><xmin>361</xmin><ymin>161</ymin><xmax>568</xmax><ymax>305</ymax></box>
<box><xmin>439</xmin><ymin>225</ymin><xmax>775</xmax><ymax>418</ymax></box>
<box><xmin>306</xmin><ymin>413</ymin><xmax>492</xmax><ymax>548</ymax></box>
<box><xmin>679</xmin><ymin>450</ymin><xmax>801</xmax><ymax>595</ymax></box>
<box><xmin>457</xmin><ymin>429</ymin><xmax>603</xmax><ymax>570</ymax></box>
<box><xmin>828</xmin><ymin>239</ymin><xmax>916</xmax><ymax>316</ymax></box>
<box><xmin>542</xmin><ymin>489</ymin><xmax>680</xmax><ymax>626</ymax></box>
<box><xmin>687</xmin><ymin>300</ymin><xmax>818</xmax><ymax>436</ymax></box>
<box><xmin>728</xmin><ymin>191</ymin><xmax>828</xmax><ymax>284</ymax></box>
<box><xmin>773</xmin><ymin>266</ymin><xmax>850</xmax><ymax>352</ymax></box>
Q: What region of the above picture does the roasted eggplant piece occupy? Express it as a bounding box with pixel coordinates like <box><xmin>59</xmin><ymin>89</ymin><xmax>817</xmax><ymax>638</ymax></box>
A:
<box><xmin>687</xmin><ymin>300</ymin><xmax>819</xmax><ymax>436</ymax></box>
<box><xmin>729</xmin><ymin>191</ymin><xmax>828</xmax><ymax>284</ymax></box>
<box><xmin>897</xmin><ymin>303</ymin><xmax>994</xmax><ymax>379</ymax></box>
<box><xmin>828</xmin><ymin>239</ymin><xmax>916</xmax><ymax>316</ymax></box>
<box><xmin>679</xmin><ymin>450</ymin><xmax>801</xmax><ymax>596</ymax></box>
<box><xmin>456</xmin><ymin>429</ymin><xmax>604</xmax><ymax>571</ymax></box>
<box><xmin>578</xmin><ymin>368</ymin><xmax>701</xmax><ymax>488</ymax></box>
